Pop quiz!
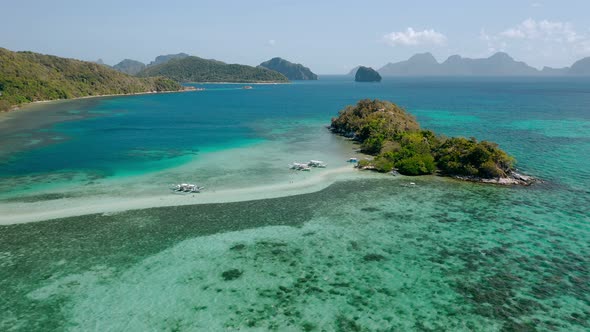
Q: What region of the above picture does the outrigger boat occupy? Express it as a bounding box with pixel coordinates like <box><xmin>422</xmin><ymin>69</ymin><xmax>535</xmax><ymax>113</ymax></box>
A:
<box><xmin>289</xmin><ymin>162</ymin><xmax>312</xmax><ymax>171</ymax></box>
<box><xmin>308</xmin><ymin>160</ymin><xmax>327</xmax><ymax>168</ymax></box>
<box><xmin>171</xmin><ymin>183</ymin><xmax>205</xmax><ymax>193</ymax></box>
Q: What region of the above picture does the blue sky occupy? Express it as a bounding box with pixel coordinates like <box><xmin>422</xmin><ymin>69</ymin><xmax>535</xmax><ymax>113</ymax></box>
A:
<box><xmin>2</xmin><ymin>0</ymin><xmax>589</xmax><ymax>73</ymax></box>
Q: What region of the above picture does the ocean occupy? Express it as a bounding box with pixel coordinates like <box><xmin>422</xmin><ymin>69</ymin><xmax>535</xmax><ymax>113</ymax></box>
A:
<box><xmin>0</xmin><ymin>76</ymin><xmax>589</xmax><ymax>331</ymax></box>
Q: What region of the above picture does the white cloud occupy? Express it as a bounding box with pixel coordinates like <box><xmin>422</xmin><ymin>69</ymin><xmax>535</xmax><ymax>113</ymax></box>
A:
<box><xmin>500</xmin><ymin>19</ymin><xmax>580</xmax><ymax>43</ymax></box>
<box><xmin>267</xmin><ymin>39</ymin><xmax>276</xmax><ymax>46</ymax></box>
<box><xmin>480</xmin><ymin>18</ymin><xmax>590</xmax><ymax>67</ymax></box>
<box><xmin>531</xmin><ymin>2</ymin><xmax>542</xmax><ymax>8</ymax></box>
<box><xmin>383</xmin><ymin>28</ymin><xmax>447</xmax><ymax>46</ymax></box>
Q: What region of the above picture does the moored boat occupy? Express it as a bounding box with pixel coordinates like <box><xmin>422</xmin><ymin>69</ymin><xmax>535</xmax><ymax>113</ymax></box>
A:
<box><xmin>308</xmin><ymin>160</ymin><xmax>327</xmax><ymax>168</ymax></box>
<box><xmin>171</xmin><ymin>183</ymin><xmax>205</xmax><ymax>193</ymax></box>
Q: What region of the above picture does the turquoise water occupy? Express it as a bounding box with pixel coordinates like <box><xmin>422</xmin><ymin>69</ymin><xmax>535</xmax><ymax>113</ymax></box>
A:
<box><xmin>0</xmin><ymin>77</ymin><xmax>589</xmax><ymax>331</ymax></box>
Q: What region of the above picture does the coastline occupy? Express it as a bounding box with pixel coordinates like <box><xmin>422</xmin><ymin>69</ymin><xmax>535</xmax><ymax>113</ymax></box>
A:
<box><xmin>2</xmin><ymin>87</ymin><xmax>197</xmax><ymax>114</ymax></box>
<box><xmin>185</xmin><ymin>81</ymin><xmax>290</xmax><ymax>85</ymax></box>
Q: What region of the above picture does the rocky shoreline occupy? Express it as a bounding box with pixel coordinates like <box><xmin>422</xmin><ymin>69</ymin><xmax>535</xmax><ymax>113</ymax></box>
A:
<box><xmin>355</xmin><ymin>163</ymin><xmax>538</xmax><ymax>186</ymax></box>
<box><xmin>449</xmin><ymin>170</ymin><xmax>538</xmax><ymax>186</ymax></box>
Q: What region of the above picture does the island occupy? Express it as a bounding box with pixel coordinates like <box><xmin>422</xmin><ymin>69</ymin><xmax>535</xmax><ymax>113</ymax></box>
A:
<box><xmin>137</xmin><ymin>56</ymin><xmax>289</xmax><ymax>83</ymax></box>
<box><xmin>330</xmin><ymin>99</ymin><xmax>535</xmax><ymax>185</ymax></box>
<box><xmin>259</xmin><ymin>57</ymin><xmax>318</xmax><ymax>80</ymax></box>
<box><xmin>113</xmin><ymin>59</ymin><xmax>146</xmax><ymax>75</ymax></box>
<box><xmin>0</xmin><ymin>47</ymin><xmax>183</xmax><ymax>112</ymax></box>
<box><xmin>355</xmin><ymin>66</ymin><xmax>382</xmax><ymax>82</ymax></box>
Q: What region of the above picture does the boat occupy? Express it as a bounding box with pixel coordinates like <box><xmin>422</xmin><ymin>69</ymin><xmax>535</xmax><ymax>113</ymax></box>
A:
<box><xmin>308</xmin><ymin>160</ymin><xmax>327</xmax><ymax>168</ymax></box>
<box><xmin>171</xmin><ymin>183</ymin><xmax>205</xmax><ymax>193</ymax></box>
<box><xmin>242</xmin><ymin>86</ymin><xmax>253</xmax><ymax>89</ymax></box>
<box><xmin>347</xmin><ymin>157</ymin><xmax>358</xmax><ymax>163</ymax></box>
<box><xmin>289</xmin><ymin>162</ymin><xmax>312</xmax><ymax>171</ymax></box>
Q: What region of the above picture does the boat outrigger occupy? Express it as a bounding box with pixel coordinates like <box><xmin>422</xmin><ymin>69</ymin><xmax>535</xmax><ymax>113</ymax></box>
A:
<box><xmin>171</xmin><ymin>183</ymin><xmax>205</xmax><ymax>193</ymax></box>
<box><xmin>308</xmin><ymin>160</ymin><xmax>327</xmax><ymax>168</ymax></box>
<box><xmin>289</xmin><ymin>162</ymin><xmax>311</xmax><ymax>171</ymax></box>
<box><xmin>289</xmin><ymin>160</ymin><xmax>327</xmax><ymax>171</ymax></box>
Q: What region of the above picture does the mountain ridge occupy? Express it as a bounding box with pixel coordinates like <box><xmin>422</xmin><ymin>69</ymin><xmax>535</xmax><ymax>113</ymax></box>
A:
<box><xmin>348</xmin><ymin>53</ymin><xmax>590</xmax><ymax>76</ymax></box>
<box><xmin>137</xmin><ymin>56</ymin><xmax>289</xmax><ymax>83</ymax></box>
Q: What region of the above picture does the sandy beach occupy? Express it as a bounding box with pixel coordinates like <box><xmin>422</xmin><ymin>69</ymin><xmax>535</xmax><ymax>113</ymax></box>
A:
<box><xmin>0</xmin><ymin>166</ymin><xmax>380</xmax><ymax>225</ymax></box>
<box><xmin>2</xmin><ymin>87</ymin><xmax>197</xmax><ymax>114</ymax></box>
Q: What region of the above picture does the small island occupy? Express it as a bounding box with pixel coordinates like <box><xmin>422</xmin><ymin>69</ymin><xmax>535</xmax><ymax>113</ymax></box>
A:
<box><xmin>330</xmin><ymin>99</ymin><xmax>535</xmax><ymax>185</ymax></box>
<box><xmin>355</xmin><ymin>66</ymin><xmax>382</xmax><ymax>82</ymax></box>
<box><xmin>259</xmin><ymin>57</ymin><xmax>318</xmax><ymax>80</ymax></box>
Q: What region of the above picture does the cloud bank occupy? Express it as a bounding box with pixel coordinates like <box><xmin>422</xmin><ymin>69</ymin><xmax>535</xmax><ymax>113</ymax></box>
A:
<box><xmin>481</xmin><ymin>18</ymin><xmax>590</xmax><ymax>65</ymax></box>
<box><xmin>383</xmin><ymin>28</ymin><xmax>447</xmax><ymax>46</ymax></box>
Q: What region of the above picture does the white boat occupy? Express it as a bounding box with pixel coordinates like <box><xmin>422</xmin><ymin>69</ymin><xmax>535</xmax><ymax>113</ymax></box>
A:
<box><xmin>347</xmin><ymin>157</ymin><xmax>358</xmax><ymax>163</ymax></box>
<box><xmin>172</xmin><ymin>183</ymin><xmax>205</xmax><ymax>193</ymax></box>
<box><xmin>308</xmin><ymin>160</ymin><xmax>327</xmax><ymax>168</ymax></box>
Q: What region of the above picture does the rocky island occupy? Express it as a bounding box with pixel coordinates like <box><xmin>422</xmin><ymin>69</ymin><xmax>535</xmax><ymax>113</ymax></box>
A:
<box><xmin>330</xmin><ymin>99</ymin><xmax>535</xmax><ymax>185</ymax></box>
<box><xmin>355</xmin><ymin>66</ymin><xmax>382</xmax><ymax>82</ymax></box>
<box><xmin>259</xmin><ymin>57</ymin><xmax>318</xmax><ymax>80</ymax></box>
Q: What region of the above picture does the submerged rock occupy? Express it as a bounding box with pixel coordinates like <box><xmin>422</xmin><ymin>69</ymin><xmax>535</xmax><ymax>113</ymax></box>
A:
<box><xmin>451</xmin><ymin>171</ymin><xmax>538</xmax><ymax>186</ymax></box>
<box><xmin>363</xmin><ymin>253</ymin><xmax>386</xmax><ymax>262</ymax></box>
<box><xmin>221</xmin><ymin>269</ymin><xmax>243</xmax><ymax>281</ymax></box>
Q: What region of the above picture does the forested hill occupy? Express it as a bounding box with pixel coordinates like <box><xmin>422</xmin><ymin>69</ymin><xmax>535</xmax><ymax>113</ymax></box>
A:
<box><xmin>259</xmin><ymin>57</ymin><xmax>318</xmax><ymax>80</ymax></box>
<box><xmin>331</xmin><ymin>99</ymin><xmax>520</xmax><ymax>182</ymax></box>
<box><xmin>137</xmin><ymin>56</ymin><xmax>289</xmax><ymax>83</ymax></box>
<box><xmin>0</xmin><ymin>48</ymin><xmax>182</xmax><ymax>112</ymax></box>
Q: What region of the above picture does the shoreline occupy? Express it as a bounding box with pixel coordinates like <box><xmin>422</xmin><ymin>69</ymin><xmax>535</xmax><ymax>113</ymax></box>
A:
<box><xmin>186</xmin><ymin>81</ymin><xmax>290</xmax><ymax>85</ymax></box>
<box><xmin>2</xmin><ymin>87</ymin><xmax>197</xmax><ymax>113</ymax></box>
<box><xmin>0</xmin><ymin>166</ymin><xmax>375</xmax><ymax>225</ymax></box>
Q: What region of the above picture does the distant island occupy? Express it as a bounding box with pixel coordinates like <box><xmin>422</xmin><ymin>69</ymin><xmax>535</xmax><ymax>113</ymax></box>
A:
<box><xmin>137</xmin><ymin>56</ymin><xmax>289</xmax><ymax>83</ymax></box>
<box><xmin>113</xmin><ymin>59</ymin><xmax>146</xmax><ymax>75</ymax></box>
<box><xmin>259</xmin><ymin>57</ymin><xmax>318</xmax><ymax>80</ymax></box>
<box><xmin>148</xmin><ymin>53</ymin><xmax>190</xmax><ymax>67</ymax></box>
<box><xmin>355</xmin><ymin>66</ymin><xmax>382</xmax><ymax>82</ymax></box>
<box><xmin>347</xmin><ymin>52</ymin><xmax>590</xmax><ymax>76</ymax></box>
<box><xmin>347</xmin><ymin>66</ymin><xmax>361</xmax><ymax>76</ymax></box>
<box><xmin>0</xmin><ymin>48</ymin><xmax>183</xmax><ymax>112</ymax></box>
<box><xmin>330</xmin><ymin>99</ymin><xmax>534</xmax><ymax>185</ymax></box>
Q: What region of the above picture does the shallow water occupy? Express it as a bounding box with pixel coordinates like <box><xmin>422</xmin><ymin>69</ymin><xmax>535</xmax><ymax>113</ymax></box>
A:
<box><xmin>0</xmin><ymin>77</ymin><xmax>589</xmax><ymax>331</ymax></box>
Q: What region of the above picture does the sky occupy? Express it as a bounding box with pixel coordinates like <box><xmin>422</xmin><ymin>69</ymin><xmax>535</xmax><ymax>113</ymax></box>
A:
<box><xmin>1</xmin><ymin>0</ymin><xmax>590</xmax><ymax>74</ymax></box>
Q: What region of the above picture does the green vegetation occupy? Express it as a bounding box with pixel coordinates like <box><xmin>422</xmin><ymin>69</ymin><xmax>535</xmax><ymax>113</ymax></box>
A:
<box><xmin>137</xmin><ymin>56</ymin><xmax>289</xmax><ymax>83</ymax></box>
<box><xmin>331</xmin><ymin>99</ymin><xmax>515</xmax><ymax>178</ymax></box>
<box><xmin>0</xmin><ymin>48</ymin><xmax>182</xmax><ymax>111</ymax></box>
<box><xmin>259</xmin><ymin>57</ymin><xmax>318</xmax><ymax>80</ymax></box>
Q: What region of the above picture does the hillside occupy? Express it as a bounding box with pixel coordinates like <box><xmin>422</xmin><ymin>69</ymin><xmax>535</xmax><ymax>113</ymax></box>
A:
<box><xmin>259</xmin><ymin>57</ymin><xmax>317</xmax><ymax>80</ymax></box>
<box><xmin>330</xmin><ymin>99</ymin><xmax>529</xmax><ymax>184</ymax></box>
<box><xmin>0</xmin><ymin>48</ymin><xmax>182</xmax><ymax>112</ymax></box>
<box><xmin>138</xmin><ymin>56</ymin><xmax>289</xmax><ymax>83</ymax></box>
<box><xmin>568</xmin><ymin>57</ymin><xmax>590</xmax><ymax>75</ymax></box>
